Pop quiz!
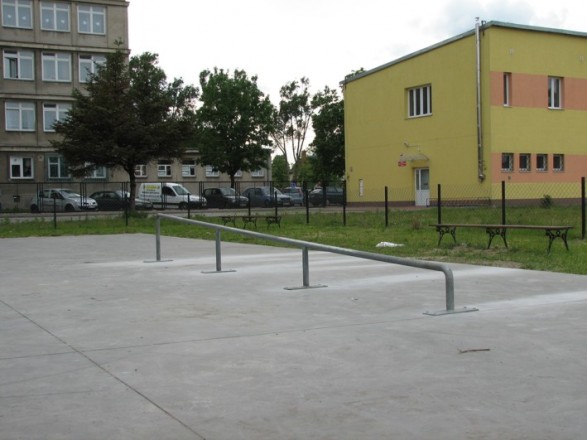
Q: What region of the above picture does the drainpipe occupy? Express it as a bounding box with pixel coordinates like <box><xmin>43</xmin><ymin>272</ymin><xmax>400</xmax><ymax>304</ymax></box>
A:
<box><xmin>476</xmin><ymin>18</ymin><xmax>486</xmax><ymax>182</ymax></box>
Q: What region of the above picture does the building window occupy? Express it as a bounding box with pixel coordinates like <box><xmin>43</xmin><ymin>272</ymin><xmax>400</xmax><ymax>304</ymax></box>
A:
<box><xmin>536</xmin><ymin>154</ymin><xmax>548</xmax><ymax>171</ymax></box>
<box><xmin>40</xmin><ymin>1</ymin><xmax>69</xmax><ymax>31</ymax></box>
<box><xmin>135</xmin><ymin>164</ymin><xmax>147</xmax><ymax>177</ymax></box>
<box><xmin>10</xmin><ymin>156</ymin><xmax>33</xmax><ymax>179</ymax></box>
<box><xmin>88</xmin><ymin>166</ymin><xmax>106</xmax><ymax>179</ymax></box>
<box><xmin>48</xmin><ymin>156</ymin><xmax>70</xmax><ymax>179</ymax></box>
<box><xmin>553</xmin><ymin>154</ymin><xmax>564</xmax><ymax>171</ymax></box>
<box><xmin>79</xmin><ymin>54</ymin><xmax>105</xmax><ymax>83</ymax></box>
<box><xmin>503</xmin><ymin>72</ymin><xmax>511</xmax><ymax>106</ymax></box>
<box><xmin>251</xmin><ymin>169</ymin><xmax>265</xmax><ymax>178</ymax></box>
<box><xmin>43</xmin><ymin>102</ymin><xmax>71</xmax><ymax>131</ymax></box>
<box><xmin>181</xmin><ymin>160</ymin><xmax>196</xmax><ymax>177</ymax></box>
<box><xmin>205</xmin><ymin>165</ymin><xmax>220</xmax><ymax>177</ymax></box>
<box><xmin>157</xmin><ymin>160</ymin><xmax>172</xmax><ymax>177</ymax></box>
<box><xmin>77</xmin><ymin>4</ymin><xmax>105</xmax><ymax>34</ymax></box>
<box><xmin>3</xmin><ymin>49</ymin><xmax>34</xmax><ymax>80</ymax></box>
<box><xmin>518</xmin><ymin>153</ymin><xmax>531</xmax><ymax>172</ymax></box>
<box><xmin>234</xmin><ymin>170</ymin><xmax>243</xmax><ymax>178</ymax></box>
<box><xmin>408</xmin><ymin>84</ymin><xmax>432</xmax><ymax>118</ymax></box>
<box><xmin>2</xmin><ymin>0</ymin><xmax>32</xmax><ymax>28</ymax></box>
<box><xmin>5</xmin><ymin>101</ymin><xmax>35</xmax><ymax>131</ymax></box>
<box><xmin>42</xmin><ymin>52</ymin><xmax>71</xmax><ymax>82</ymax></box>
<box><xmin>548</xmin><ymin>77</ymin><xmax>562</xmax><ymax>109</ymax></box>
<box><xmin>501</xmin><ymin>153</ymin><xmax>514</xmax><ymax>172</ymax></box>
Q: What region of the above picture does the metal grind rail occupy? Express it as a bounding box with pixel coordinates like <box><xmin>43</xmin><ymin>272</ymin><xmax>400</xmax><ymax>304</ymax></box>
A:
<box><xmin>154</xmin><ymin>213</ymin><xmax>477</xmax><ymax>316</ymax></box>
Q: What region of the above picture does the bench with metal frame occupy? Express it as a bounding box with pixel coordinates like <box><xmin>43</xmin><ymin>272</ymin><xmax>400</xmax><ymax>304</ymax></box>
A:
<box><xmin>241</xmin><ymin>215</ymin><xmax>258</xmax><ymax>229</ymax></box>
<box><xmin>432</xmin><ymin>223</ymin><xmax>572</xmax><ymax>253</ymax></box>
<box><xmin>265</xmin><ymin>215</ymin><xmax>281</xmax><ymax>228</ymax></box>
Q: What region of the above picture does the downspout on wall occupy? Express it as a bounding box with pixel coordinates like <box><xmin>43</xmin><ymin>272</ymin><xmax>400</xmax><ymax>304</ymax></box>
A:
<box><xmin>476</xmin><ymin>18</ymin><xmax>486</xmax><ymax>182</ymax></box>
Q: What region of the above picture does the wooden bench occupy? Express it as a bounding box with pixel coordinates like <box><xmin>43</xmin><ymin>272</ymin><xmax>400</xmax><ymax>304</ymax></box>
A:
<box><xmin>241</xmin><ymin>215</ymin><xmax>258</xmax><ymax>229</ymax></box>
<box><xmin>432</xmin><ymin>223</ymin><xmax>572</xmax><ymax>253</ymax></box>
<box><xmin>220</xmin><ymin>215</ymin><xmax>236</xmax><ymax>227</ymax></box>
<box><xmin>265</xmin><ymin>215</ymin><xmax>282</xmax><ymax>228</ymax></box>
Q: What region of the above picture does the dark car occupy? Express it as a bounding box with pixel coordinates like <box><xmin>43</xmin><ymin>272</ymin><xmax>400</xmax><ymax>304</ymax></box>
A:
<box><xmin>280</xmin><ymin>187</ymin><xmax>305</xmax><ymax>206</ymax></box>
<box><xmin>90</xmin><ymin>191</ymin><xmax>153</xmax><ymax>210</ymax></box>
<box><xmin>309</xmin><ymin>186</ymin><xmax>345</xmax><ymax>206</ymax></box>
<box><xmin>242</xmin><ymin>186</ymin><xmax>291</xmax><ymax>207</ymax></box>
<box><xmin>202</xmin><ymin>187</ymin><xmax>248</xmax><ymax>209</ymax></box>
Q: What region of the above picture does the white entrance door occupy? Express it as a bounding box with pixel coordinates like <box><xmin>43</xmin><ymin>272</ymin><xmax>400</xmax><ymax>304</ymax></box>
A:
<box><xmin>415</xmin><ymin>168</ymin><xmax>430</xmax><ymax>206</ymax></box>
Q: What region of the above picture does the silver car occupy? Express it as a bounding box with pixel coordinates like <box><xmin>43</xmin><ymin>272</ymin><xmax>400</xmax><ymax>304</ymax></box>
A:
<box><xmin>30</xmin><ymin>188</ymin><xmax>98</xmax><ymax>213</ymax></box>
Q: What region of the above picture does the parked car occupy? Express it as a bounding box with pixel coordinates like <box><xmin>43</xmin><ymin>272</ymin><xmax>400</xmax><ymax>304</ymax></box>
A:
<box><xmin>202</xmin><ymin>187</ymin><xmax>249</xmax><ymax>209</ymax></box>
<box><xmin>138</xmin><ymin>182</ymin><xmax>207</xmax><ymax>209</ymax></box>
<box><xmin>90</xmin><ymin>190</ymin><xmax>153</xmax><ymax>211</ymax></box>
<box><xmin>30</xmin><ymin>188</ymin><xmax>98</xmax><ymax>213</ymax></box>
<box><xmin>242</xmin><ymin>187</ymin><xmax>291</xmax><ymax>207</ymax></box>
<box><xmin>308</xmin><ymin>186</ymin><xmax>345</xmax><ymax>206</ymax></box>
<box><xmin>280</xmin><ymin>187</ymin><xmax>305</xmax><ymax>206</ymax></box>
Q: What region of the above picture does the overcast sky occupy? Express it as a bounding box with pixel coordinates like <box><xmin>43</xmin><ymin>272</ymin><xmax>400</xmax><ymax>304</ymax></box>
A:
<box><xmin>128</xmin><ymin>0</ymin><xmax>585</xmax><ymax>102</ymax></box>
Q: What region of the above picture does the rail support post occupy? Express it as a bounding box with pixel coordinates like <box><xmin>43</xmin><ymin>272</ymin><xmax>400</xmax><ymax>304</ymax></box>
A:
<box><xmin>284</xmin><ymin>246</ymin><xmax>327</xmax><ymax>291</ymax></box>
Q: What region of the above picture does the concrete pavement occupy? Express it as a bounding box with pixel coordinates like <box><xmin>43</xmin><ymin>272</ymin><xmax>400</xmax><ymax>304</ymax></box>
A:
<box><xmin>1</xmin><ymin>234</ymin><xmax>586</xmax><ymax>439</ymax></box>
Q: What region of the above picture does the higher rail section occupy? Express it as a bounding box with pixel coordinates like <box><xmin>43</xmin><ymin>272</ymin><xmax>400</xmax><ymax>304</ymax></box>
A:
<box><xmin>154</xmin><ymin>214</ymin><xmax>477</xmax><ymax>316</ymax></box>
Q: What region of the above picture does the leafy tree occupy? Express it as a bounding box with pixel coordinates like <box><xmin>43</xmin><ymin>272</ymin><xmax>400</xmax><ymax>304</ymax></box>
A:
<box><xmin>196</xmin><ymin>68</ymin><xmax>275</xmax><ymax>188</ymax></box>
<box><xmin>271</xmin><ymin>155</ymin><xmax>289</xmax><ymax>189</ymax></box>
<box><xmin>309</xmin><ymin>86</ymin><xmax>345</xmax><ymax>183</ymax></box>
<box><xmin>52</xmin><ymin>48</ymin><xmax>197</xmax><ymax>209</ymax></box>
<box><xmin>271</xmin><ymin>77</ymin><xmax>313</xmax><ymax>171</ymax></box>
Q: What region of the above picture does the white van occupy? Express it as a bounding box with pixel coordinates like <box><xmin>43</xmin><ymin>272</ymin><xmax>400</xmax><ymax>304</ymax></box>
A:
<box><xmin>138</xmin><ymin>182</ymin><xmax>207</xmax><ymax>209</ymax></box>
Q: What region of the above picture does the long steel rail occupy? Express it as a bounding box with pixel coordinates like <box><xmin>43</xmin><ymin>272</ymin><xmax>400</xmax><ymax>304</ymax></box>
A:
<box><xmin>154</xmin><ymin>213</ymin><xmax>477</xmax><ymax>316</ymax></box>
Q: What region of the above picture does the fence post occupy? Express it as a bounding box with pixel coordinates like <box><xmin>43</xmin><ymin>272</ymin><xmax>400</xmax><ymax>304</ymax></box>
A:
<box><xmin>156</xmin><ymin>216</ymin><xmax>161</xmax><ymax>261</ymax></box>
<box><xmin>437</xmin><ymin>184</ymin><xmax>442</xmax><ymax>225</ymax></box>
<box><xmin>501</xmin><ymin>181</ymin><xmax>506</xmax><ymax>225</ymax></box>
<box><xmin>582</xmin><ymin>177</ymin><xmax>585</xmax><ymax>240</ymax></box>
<box><xmin>342</xmin><ymin>181</ymin><xmax>347</xmax><ymax>226</ymax></box>
<box><xmin>384</xmin><ymin>186</ymin><xmax>389</xmax><ymax>227</ymax></box>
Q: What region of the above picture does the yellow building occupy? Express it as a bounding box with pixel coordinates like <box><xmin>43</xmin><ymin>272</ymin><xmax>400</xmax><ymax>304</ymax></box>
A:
<box><xmin>343</xmin><ymin>21</ymin><xmax>587</xmax><ymax>206</ymax></box>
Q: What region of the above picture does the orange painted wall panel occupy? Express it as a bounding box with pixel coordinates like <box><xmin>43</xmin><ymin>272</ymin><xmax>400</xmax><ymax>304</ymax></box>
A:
<box><xmin>491</xmin><ymin>72</ymin><xmax>587</xmax><ymax>110</ymax></box>
<box><xmin>491</xmin><ymin>153</ymin><xmax>587</xmax><ymax>183</ymax></box>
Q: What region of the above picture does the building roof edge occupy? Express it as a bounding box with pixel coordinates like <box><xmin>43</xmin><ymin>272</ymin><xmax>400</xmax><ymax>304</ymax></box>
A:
<box><xmin>342</xmin><ymin>21</ymin><xmax>587</xmax><ymax>86</ymax></box>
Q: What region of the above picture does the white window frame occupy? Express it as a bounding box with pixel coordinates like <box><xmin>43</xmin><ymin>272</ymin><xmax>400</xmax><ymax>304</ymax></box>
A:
<box><xmin>205</xmin><ymin>165</ymin><xmax>220</xmax><ymax>177</ymax></box>
<box><xmin>48</xmin><ymin>156</ymin><xmax>70</xmax><ymax>179</ymax></box>
<box><xmin>3</xmin><ymin>49</ymin><xmax>34</xmax><ymax>80</ymax></box>
<box><xmin>553</xmin><ymin>154</ymin><xmax>564</xmax><ymax>172</ymax></box>
<box><xmin>77</xmin><ymin>4</ymin><xmax>105</xmax><ymax>35</ymax></box>
<box><xmin>9</xmin><ymin>156</ymin><xmax>33</xmax><ymax>179</ymax></box>
<box><xmin>518</xmin><ymin>153</ymin><xmax>531</xmax><ymax>172</ymax></box>
<box><xmin>43</xmin><ymin>102</ymin><xmax>71</xmax><ymax>132</ymax></box>
<box><xmin>408</xmin><ymin>84</ymin><xmax>432</xmax><ymax>118</ymax></box>
<box><xmin>134</xmin><ymin>164</ymin><xmax>147</xmax><ymax>178</ymax></box>
<box><xmin>251</xmin><ymin>169</ymin><xmax>265</xmax><ymax>178</ymax></box>
<box><xmin>157</xmin><ymin>161</ymin><xmax>172</xmax><ymax>177</ymax></box>
<box><xmin>40</xmin><ymin>1</ymin><xmax>70</xmax><ymax>32</ymax></box>
<box><xmin>503</xmin><ymin>72</ymin><xmax>511</xmax><ymax>107</ymax></box>
<box><xmin>2</xmin><ymin>0</ymin><xmax>32</xmax><ymax>29</ymax></box>
<box><xmin>501</xmin><ymin>153</ymin><xmax>514</xmax><ymax>172</ymax></box>
<box><xmin>181</xmin><ymin>160</ymin><xmax>196</xmax><ymax>177</ymax></box>
<box><xmin>234</xmin><ymin>170</ymin><xmax>243</xmax><ymax>178</ymax></box>
<box><xmin>548</xmin><ymin>77</ymin><xmax>562</xmax><ymax>109</ymax></box>
<box><xmin>536</xmin><ymin>154</ymin><xmax>548</xmax><ymax>172</ymax></box>
<box><xmin>42</xmin><ymin>52</ymin><xmax>71</xmax><ymax>82</ymax></box>
<box><xmin>5</xmin><ymin>101</ymin><xmax>35</xmax><ymax>131</ymax></box>
<box><xmin>79</xmin><ymin>54</ymin><xmax>105</xmax><ymax>83</ymax></box>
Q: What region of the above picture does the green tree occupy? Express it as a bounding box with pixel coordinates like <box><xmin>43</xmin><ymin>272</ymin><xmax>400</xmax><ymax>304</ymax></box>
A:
<box><xmin>271</xmin><ymin>77</ymin><xmax>313</xmax><ymax>172</ymax></box>
<box><xmin>271</xmin><ymin>155</ymin><xmax>289</xmax><ymax>188</ymax></box>
<box><xmin>196</xmin><ymin>68</ymin><xmax>275</xmax><ymax>188</ymax></box>
<box><xmin>310</xmin><ymin>86</ymin><xmax>345</xmax><ymax>183</ymax></box>
<box><xmin>52</xmin><ymin>48</ymin><xmax>197</xmax><ymax>209</ymax></box>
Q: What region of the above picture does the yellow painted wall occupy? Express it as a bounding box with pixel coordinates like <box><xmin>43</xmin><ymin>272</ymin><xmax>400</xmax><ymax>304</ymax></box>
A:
<box><xmin>344</xmin><ymin>32</ymin><xmax>490</xmax><ymax>203</ymax></box>
<box><xmin>345</xmin><ymin>24</ymin><xmax>587</xmax><ymax>204</ymax></box>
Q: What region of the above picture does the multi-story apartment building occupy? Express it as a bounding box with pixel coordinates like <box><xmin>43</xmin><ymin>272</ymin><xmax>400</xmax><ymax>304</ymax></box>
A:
<box><xmin>1</xmin><ymin>0</ymin><xmax>270</xmax><ymax>197</ymax></box>
<box><xmin>343</xmin><ymin>21</ymin><xmax>587</xmax><ymax>206</ymax></box>
<box><xmin>1</xmin><ymin>0</ymin><xmax>129</xmax><ymax>184</ymax></box>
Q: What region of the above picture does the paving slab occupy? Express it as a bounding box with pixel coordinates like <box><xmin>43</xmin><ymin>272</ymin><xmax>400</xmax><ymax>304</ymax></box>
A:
<box><xmin>1</xmin><ymin>234</ymin><xmax>586</xmax><ymax>440</ymax></box>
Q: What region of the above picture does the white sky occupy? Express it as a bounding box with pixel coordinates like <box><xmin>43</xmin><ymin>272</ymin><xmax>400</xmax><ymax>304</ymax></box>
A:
<box><xmin>128</xmin><ymin>0</ymin><xmax>585</xmax><ymax>102</ymax></box>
